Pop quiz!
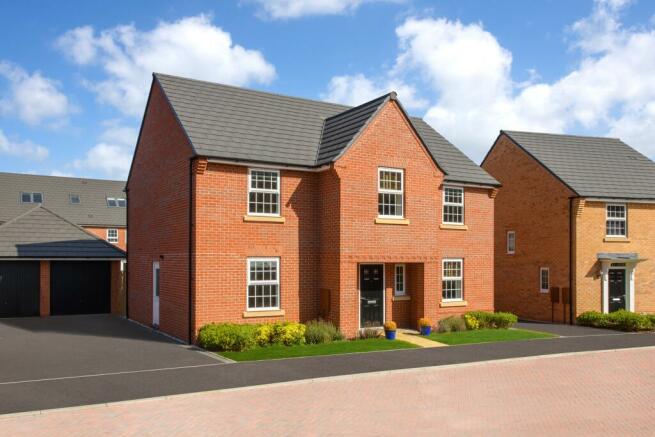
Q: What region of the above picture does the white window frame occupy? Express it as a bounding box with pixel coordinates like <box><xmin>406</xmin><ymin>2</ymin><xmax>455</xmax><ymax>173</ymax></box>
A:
<box><xmin>605</xmin><ymin>203</ymin><xmax>627</xmax><ymax>237</ymax></box>
<box><xmin>246</xmin><ymin>257</ymin><xmax>280</xmax><ymax>311</ymax></box>
<box><xmin>377</xmin><ymin>167</ymin><xmax>404</xmax><ymax>218</ymax></box>
<box><xmin>247</xmin><ymin>168</ymin><xmax>281</xmax><ymax>217</ymax></box>
<box><xmin>442</xmin><ymin>186</ymin><xmax>464</xmax><ymax>225</ymax></box>
<box><xmin>107</xmin><ymin>197</ymin><xmax>126</xmax><ymax>208</ymax></box>
<box><xmin>69</xmin><ymin>193</ymin><xmax>81</xmax><ymax>205</ymax></box>
<box><xmin>20</xmin><ymin>192</ymin><xmax>43</xmax><ymax>204</ymax></box>
<box><xmin>507</xmin><ymin>231</ymin><xmax>516</xmax><ymax>255</ymax></box>
<box><xmin>442</xmin><ymin>258</ymin><xmax>464</xmax><ymax>302</ymax></box>
<box><xmin>540</xmin><ymin>267</ymin><xmax>550</xmax><ymax>293</ymax></box>
<box><xmin>394</xmin><ymin>264</ymin><xmax>406</xmax><ymax>296</ymax></box>
<box><xmin>107</xmin><ymin>228</ymin><xmax>119</xmax><ymax>244</ymax></box>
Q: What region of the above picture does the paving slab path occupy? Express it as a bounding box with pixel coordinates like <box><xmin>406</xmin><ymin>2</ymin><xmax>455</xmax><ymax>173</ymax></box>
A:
<box><xmin>2</xmin><ymin>347</ymin><xmax>654</xmax><ymax>436</ymax></box>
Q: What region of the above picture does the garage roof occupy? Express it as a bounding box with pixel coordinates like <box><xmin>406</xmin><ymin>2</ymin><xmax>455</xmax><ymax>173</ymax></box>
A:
<box><xmin>154</xmin><ymin>73</ymin><xmax>499</xmax><ymax>187</ymax></box>
<box><xmin>0</xmin><ymin>206</ymin><xmax>126</xmax><ymax>259</ymax></box>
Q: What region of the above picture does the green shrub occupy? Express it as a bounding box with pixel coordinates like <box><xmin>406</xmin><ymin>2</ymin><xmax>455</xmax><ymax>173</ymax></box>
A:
<box><xmin>438</xmin><ymin>316</ymin><xmax>467</xmax><ymax>333</ymax></box>
<box><xmin>255</xmin><ymin>322</ymin><xmax>306</xmax><ymax>346</ymax></box>
<box><xmin>463</xmin><ymin>313</ymin><xmax>480</xmax><ymax>330</ymax></box>
<box><xmin>464</xmin><ymin>311</ymin><xmax>518</xmax><ymax>329</ymax></box>
<box><xmin>197</xmin><ymin>323</ymin><xmax>258</xmax><ymax>352</ymax></box>
<box><xmin>577</xmin><ymin>310</ymin><xmax>654</xmax><ymax>331</ymax></box>
<box><xmin>359</xmin><ymin>328</ymin><xmax>381</xmax><ymax>339</ymax></box>
<box><xmin>304</xmin><ymin>320</ymin><xmax>344</xmax><ymax>344</ymax></box>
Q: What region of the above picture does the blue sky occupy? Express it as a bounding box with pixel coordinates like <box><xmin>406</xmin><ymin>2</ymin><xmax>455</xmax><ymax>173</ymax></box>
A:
<box><xmin>1</xmin><ymin>0</ymin><xmax>654</xmax><ymax>180</ymax></box>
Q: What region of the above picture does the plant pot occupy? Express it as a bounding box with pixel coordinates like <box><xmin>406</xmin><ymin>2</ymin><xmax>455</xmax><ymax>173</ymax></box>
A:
<box><xmin>384</xmin><ymin>330</ymin><xmax>396</xmax><ymax>340</ymax></box>
<box><xmin>420</xmin><ymin>326</ymin><xmax>432</xmax><ymax>336</ymax></box>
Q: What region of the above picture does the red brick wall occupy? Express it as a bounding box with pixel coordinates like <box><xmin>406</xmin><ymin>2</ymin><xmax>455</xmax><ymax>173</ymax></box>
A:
<box><xmin>85</xmin><ymin>227</ymin><xmax>127</xmax><ymax>251</ymax></box>
<box><xmin>482</xmin><ymin>134</ymin><xmax>574</xmax><ymax>321</ymax></box>
<box><xmin>127</xmin><ymin>80</ymin><xmax>194</xmax><ymax>341</ymax></box>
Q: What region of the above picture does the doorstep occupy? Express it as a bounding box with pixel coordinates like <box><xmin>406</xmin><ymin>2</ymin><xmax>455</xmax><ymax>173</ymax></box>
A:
<box><xmin>396</xmin><ymin>329</ymin><xmax>447</xmax><ymax>348</ymax></box>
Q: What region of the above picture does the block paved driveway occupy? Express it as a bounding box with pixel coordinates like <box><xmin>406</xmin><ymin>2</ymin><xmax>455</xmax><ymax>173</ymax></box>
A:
<box><xmin>3</xmin><ymin>347</ymin><xmax>655</xmax><ymax>436</ymax></box>
<box><xmin>1</xmin><ymin>315</ymin><xmax>655</xmax><ymax>415</ymax></box>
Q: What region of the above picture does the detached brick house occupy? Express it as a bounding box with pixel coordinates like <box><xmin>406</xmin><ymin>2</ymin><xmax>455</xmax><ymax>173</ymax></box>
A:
<box><xmin>127</xmin><ymin>73</ymin><xmax>499</xmax><ymax>341</ymax></box>
<box><xmin>483</xmin><ymin>131</ymin><xmax>655</xmax><ymax>323</ymax></box>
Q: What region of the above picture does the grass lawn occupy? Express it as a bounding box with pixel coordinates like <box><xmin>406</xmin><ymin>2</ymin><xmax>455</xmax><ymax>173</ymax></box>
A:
<box><xmin>427</xmin><ymin>328</ymin><xmax>557</xmax><ymax>345</ymax></box>
<box><xmin>219</xmin><ymin>338</ymin><xmax>418</xmax><ymax>362</ymax></box>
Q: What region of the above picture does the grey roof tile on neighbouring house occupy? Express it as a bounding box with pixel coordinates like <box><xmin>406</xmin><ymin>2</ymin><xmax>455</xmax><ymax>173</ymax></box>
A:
<box><xmin>0</xmin><ymin>206</ymin><xmax>126</xmax><ymax>258</ymax></box>
<box><xmin>154</xmin><ymin>73</ymin><xmax>499</xmax><ymax>187</ymax></box>
<box><xmin>0</xmin><ymin>172</ymin><xmax>126</xmax><ymax>226</ymax></box>
<box><xmin>501</xmin><ymin>130</ymin><xmax>655</xmax><ymax>200</ymax></box>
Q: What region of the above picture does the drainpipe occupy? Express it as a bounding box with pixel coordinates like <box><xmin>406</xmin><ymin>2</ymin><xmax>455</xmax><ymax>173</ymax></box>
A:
<box><xmin>188</xmin><ymin>159</ymin><xmax>194</xmax><ymax>344</ymax></box>
<box><xmin>569</xmin><ymin>197</ymin><xmax>575</xmax><ymax>325</ymax></box>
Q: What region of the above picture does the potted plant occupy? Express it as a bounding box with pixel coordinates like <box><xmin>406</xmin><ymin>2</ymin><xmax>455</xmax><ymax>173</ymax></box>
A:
<box><xmin>418</xmin><ymin>318</ymin><xmax>432</xmax><ymax>336</ymax></box>
<box><xmin>383</xmin><ymin>321</ymin><xmax>397</xmax><ymax>340</ymax></box>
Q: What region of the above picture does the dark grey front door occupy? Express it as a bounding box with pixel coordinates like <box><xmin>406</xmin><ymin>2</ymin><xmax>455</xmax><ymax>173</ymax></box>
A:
<box><xmin>360</xmin><ymin>264</ymin><xmax>383</xmax><ymax>327</ymax></box>
<box><xmin>608</xmin><ymin>269</ymin><xmax>626</xmax><ymax>312</ymax></box>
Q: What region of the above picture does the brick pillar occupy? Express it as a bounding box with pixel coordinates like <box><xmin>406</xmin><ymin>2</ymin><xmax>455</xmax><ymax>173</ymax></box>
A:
<box><xmin>110</xmin><ymin>260</ymin><xmax>125</xmax><ymax>316</ymax></box>
<box><xmin>39</xmin><ymin>261</ymin><xmax>50</xmax><ymax>317</ymax></box>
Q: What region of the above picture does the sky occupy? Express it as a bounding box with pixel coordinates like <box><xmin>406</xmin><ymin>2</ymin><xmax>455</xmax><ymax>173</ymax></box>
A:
<box><xmin>1</xmin><ymin>0</ymin><xmax>654</xmax><ymax>180</ymax></box>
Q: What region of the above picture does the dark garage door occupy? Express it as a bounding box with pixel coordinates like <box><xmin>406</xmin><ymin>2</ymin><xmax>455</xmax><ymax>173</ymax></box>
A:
<box><xmin>51</xmin><ymin>261</ymin><xmax>110</xmax><ymax>315</ymax></box>
<box><xmin>0</xmin><ymin>261</ymin><xmax>40</xmax><ymax>317</ymax></box>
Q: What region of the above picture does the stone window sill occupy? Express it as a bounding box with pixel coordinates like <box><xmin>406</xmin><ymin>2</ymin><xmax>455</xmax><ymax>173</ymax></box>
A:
<box><xmin>375</xmin><ymin>218</ymin><xmax>410</xmax><ymax>225</ymax></box>
<box><xmin>440</xmin><ymin>300</ymin><xmax>468</xmax><ymax>308</ymax></box>
<box><xmin>439</xmin><ymin>224</ymin><xmax>469</xmax><ymax>230</ymax></box>
<box><xmin>392</xmin><ymin>295</ymin><xmax>411</xmax><ymax>301</ymax></box>
<box><xmin>603</xmin><ymin>237</ymin><xmax>630</xmax><ymax>243</ymax></box>
<box><xmin>243</xmin><ymin>215</ymin><xmax>286</xmax><ymax>223</ymax></box>
<box><xmin>242</xmin><ymin>309</ymin><xmax>285</xmax><ymax>318</ymax></box>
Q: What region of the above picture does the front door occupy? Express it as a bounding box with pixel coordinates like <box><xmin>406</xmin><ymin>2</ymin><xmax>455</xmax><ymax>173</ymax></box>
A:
<box><xmin>360</xmin><ymin>264</ymin><xmax>384</xmax><ymax>328</ymax></box>
<box><xmin>608</xmin><ymin>269</ymin><xmax>626</xmax><ymax>312</ymax></box>
<box><xmin>152</xmin><ymin>262</ymin><xmax>160</xmax><ymax>327</ymax></box>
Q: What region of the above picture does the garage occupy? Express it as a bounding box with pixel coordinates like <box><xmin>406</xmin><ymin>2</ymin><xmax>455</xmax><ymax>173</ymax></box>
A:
<box><xmin>51</xmin><ymin>261</ymin><xmax>111</xmax><ymax>315</ymax></box>
<box><xmin>0</xmin><ymin>205</ymin><xmax>125</xmax><ymax>318</ymax></box>
<box><xmin>0</xmin><ymin>261</ymin><xmax>40</xmax><ymax>317</ymax></box>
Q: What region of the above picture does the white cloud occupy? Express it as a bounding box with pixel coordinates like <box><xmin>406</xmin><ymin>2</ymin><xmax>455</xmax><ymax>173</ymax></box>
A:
<box><xmin>248</xmin><ymin>0</ymin><xmax>399</xmax><ymax>19</ymax></box>
<box><xmin>323</xmin><ymin>0</ymin><xmax>655</xmax><ymax>161</ymax></box>
<box><xmin>73</xmin><ymin>120</ymin><xmax>138</xmax><ymax>179</ymax></box>
<box><xmin>56</xmin><ymin>15</ymin><xmax>276</xmax><ymax>117</ymax></box>
<box><xmin>0</xmin><ymin>129</ymin><xmax>49</xmax><ymax>160</ymax></box>
<box><xmin>49</xmin><ymin>170</ymin><xmax>74</xmax><ymax>177</ymax></box>
<box><xmin>0</xmin><ymin>61</ymin><xmax>75</xmax><ymax>125</ymax></box>
<box><xmin>321</xmin><ymin>73</ymin><xmax>428</xmax><ymax>110</ymax></box>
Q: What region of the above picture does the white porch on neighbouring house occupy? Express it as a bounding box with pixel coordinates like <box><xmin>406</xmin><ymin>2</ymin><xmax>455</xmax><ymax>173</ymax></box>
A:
<box><xmin>598</xmin><ymin>253</ymin><xmax>646</xmax><ymax>313</ymax></box>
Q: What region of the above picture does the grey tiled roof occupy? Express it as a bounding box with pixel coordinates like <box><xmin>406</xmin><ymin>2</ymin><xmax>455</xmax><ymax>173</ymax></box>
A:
<box><xmin>502</xmin><ymin>131</ymin><xmax>655</xmax><ymax>200</ymax></box>
<box><xmin>0</xmin><ymin>206</ymin><xmax>126</xmax><ymax>258</ymax></box>
<box><xmin>155</xmin><ymin>73</ymin><xmax>498</xmax><ymax>187</ymax></box>
<box><xmin>0</xmin><ymin>172</ymin><xmax>126</xmax><ymax>226</ymax></box>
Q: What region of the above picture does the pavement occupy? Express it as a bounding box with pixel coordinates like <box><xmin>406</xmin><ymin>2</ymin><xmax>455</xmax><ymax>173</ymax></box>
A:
<box><xmin>2</xmin><ymin>315</ymin><xmax>655</xmax><ymax>415</ymax></box>
<box><xmin>2</xmin><ymin>347</ymin><xmax>654</xmax><ymax>436</ymax></box>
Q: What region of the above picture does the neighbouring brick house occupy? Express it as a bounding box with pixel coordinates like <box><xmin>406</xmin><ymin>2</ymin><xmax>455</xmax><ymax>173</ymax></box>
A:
<box><xmin>482</xmin><ymin>131</ymin><xmax>655</xmax><ymax>323</ymax></box>
<box><xmin>0</xmin><ymin>173</ymin><xmax>126</xmax><ymax>318</ymax></box>
<box><xmin>127</xmin><ymin>73</ymin><xmax>499</xmax><ymax>342</ymax></box>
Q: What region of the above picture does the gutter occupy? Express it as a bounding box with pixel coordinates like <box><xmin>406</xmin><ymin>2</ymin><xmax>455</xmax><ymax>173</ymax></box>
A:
<box><xmin>206</xmin><ymin>158</ymin><xmax>330</xmax><ymax>173</ymax></box>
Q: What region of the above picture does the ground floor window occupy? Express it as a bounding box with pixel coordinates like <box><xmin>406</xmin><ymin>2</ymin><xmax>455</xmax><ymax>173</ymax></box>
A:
<box><xmin>394</xmin><ymin>264</ymin><xmax>405</xmax><ymax>296</ymax></box>
<box><xmin>442</xmin><ymin>259</ymin><xmax>463</xmax><ymax>301</ymax></box>
<box><xmin>247</xmin><ymin>258</ymin><xmax>279</xmax><ymax>310</ymax></box>
<box><xmin>540</xmin><ymin>267</ymin><xmax>550</xmax><ymax>293</ymax></box>
<box><xmin>107</xmin><ymin>228</ymin><xmax>119</xmax><ymax>244</ymax></box>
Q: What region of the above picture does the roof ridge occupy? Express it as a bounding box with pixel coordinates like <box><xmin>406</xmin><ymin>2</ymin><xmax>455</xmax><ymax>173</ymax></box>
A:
<box><xmin>155</xmin><ymin>72</ymin><xmax>352</xmax><ymax>112</ymax></box>
<box><xmin>0</xmin><ymin>171</ymin><xmax>126</xmax><ymax>184</ymax></box>
<box><xmin>0</xmin><ymin>204</ymin><xmax>42</xmax><ymax>230</ymax></box>
<box><xmin>323</xmin><ymin>92</ymin><xmax>394</xmax><ymax>122</ymax></box>
<box><xmin>502</xmin><ymin>130</ymin><xmax>621</xmax><ymax>141</ymax></box>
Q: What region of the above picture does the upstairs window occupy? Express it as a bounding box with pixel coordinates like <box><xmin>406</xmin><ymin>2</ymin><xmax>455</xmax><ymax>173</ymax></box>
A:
<box><xmin>442</xmin><ymin>259</ymin><xmax>463</xmax><ymax>301</ymax></box>
<box><xmin>507</xmin><ymin>231</ymin><xmax>516</xmax><ymax>254</ymax></box>
<box><xmin>21</xmin><ymin>192</ymin><xmax>43</xmax><ymax>203</ymax></box>
<box><xmin>107</xmin><ymin>228</ymin><xmax>119</xmax><ymax>244</ymax></box>
<box><xmin>69</xmin><ymin>194</ymin><xmax>81</xmax><ymax>204</ymax></box>
<box><xmin>540</xmin><ymin>267</ymin><xmax>550</xmax><ymax>293</ymax></box>
<box><xmin>606</xmin><ymin>204</ymin><xmax>626</xmax><ymax>237</ymax></box>
<box><xmin>247</xmin><ymin>258</ymin><xmax>280</xmax><ymax>310</ymax></box>
<box><xmin>248</xmin><ymin>169</ymin><xmax>280</xmax><ymax>216</ymax></box>
<box><xmin>443</xmin><ymin>186</ymin><xmax>464</xmax><ymax>224</ymax></box>
<box><xmin>394</xmin><ymin>264</ymin><xmax>406</xmax><ymax>296</ymax></box>
<box><xmin>107</xmin><ymin>197</ymin><xmax>126</xmax><ymax>208</ymax></box>
<box><xmin>378</xmin><ymin>168</ymin><xmax>404</xmax><ymax>218</ymax></box>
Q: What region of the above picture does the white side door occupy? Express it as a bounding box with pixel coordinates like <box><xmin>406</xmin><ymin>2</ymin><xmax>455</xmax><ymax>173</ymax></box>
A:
<box><xmin>152</xmin><ymin>261</ymin><xmax>160</xmax><ymax>327</ymax></box>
